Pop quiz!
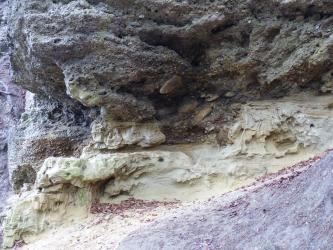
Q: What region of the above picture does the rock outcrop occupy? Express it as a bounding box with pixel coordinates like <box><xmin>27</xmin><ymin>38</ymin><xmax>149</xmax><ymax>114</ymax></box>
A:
<box><xmin>3</xmin><ymin>187</ymin><xmax>91</xmax><ymax>248</ymax></box>
<box><xmin>118</xmin><ymin>151</ymin><xmax>333</xmax><ymax>250</ymax></box>
<box><xmin>0</xmin><ymin>1</ymin><xmax>25</xmax><ymax>245</ymax></box>
<box><xmin>1</xmin><ymin>0</ymin><xmax>333</xmax><ymax>248</ymax></box>
<box><xmin>91</xmin><ymin>121</ymin><xmax>166</xmax><ymax>150</ymax></box>
<box><xmin>7</xmin><ymin>0</ymin><xmax>333</xmax><ymax>139</ymax></box>
<box><xmin>8</xmin><ymin>93</ymin><xmax>93</xmax><ymax>192</ymax></box>
<box><xmin>3</xmin><ymin>92</ymin><xmax>333</xmax><ymax>248</ymax></box>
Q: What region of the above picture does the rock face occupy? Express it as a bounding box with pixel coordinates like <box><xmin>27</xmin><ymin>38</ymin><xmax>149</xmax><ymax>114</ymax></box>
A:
<box><xmin>4</xmin><ymin>93</ymin><xmax>333</xmax><ymax>247</ymax></box>
<box><xmin>91</xmin><ymin>121</ymin><xmax>166</xmax><ymax>150</ymax></box>
<box><xmin>0</xmin><ymin>2</ymin><xmax>26</xmax><ymax>245</ymax></box>
<box><xmin>0</xmin><ymin>55</ymin><xmax>12</xmax><ymax>212</ymax></box>
<box><xmin>3</xmin><ymin>187</ymin><xmax>91</xmax><ymax>248</ymax></box>
<box><xmin>37</xmin><ymin>151</ymin><xmax>193</xmax><ymax>191</ymax></box>
<box><xmin>0</xmin><ymin>0</ymin><xmax>25</xmax><ymax>218</ymax></box>
<box><xmin>1</xmin><ymin>0</ymin><xmax>333</xmax><ymax>248</ymax></box>
<box><xmin>7</xmin><ymin>0</ymin><xmax>333</xmax><ymax>138</ymax></box>
<box><xmin>118</xmin><ymin>152</ymin><xmax>333</xmax><ymax>250</ymax></box>
<box><xmin>8</xmin><ymin>93</ymin><xmax>93</xmax><ymax>192</ymax></box>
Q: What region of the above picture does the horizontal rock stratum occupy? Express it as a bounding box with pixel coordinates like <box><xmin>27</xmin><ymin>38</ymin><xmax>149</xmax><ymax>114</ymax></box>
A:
<box><xmin>1</xmin><ymin>0</ymin><xmax>333</xmax><ymax>248</ymax></box>
<box><xmin>8</xmin><ymin>0</ymin><xmax>333</xmax><ymax>124</ymax></box>
<box><xmin>118</xmin><ymin>151</ymin><xmax>333</xmax><ymax>250</ymax></box>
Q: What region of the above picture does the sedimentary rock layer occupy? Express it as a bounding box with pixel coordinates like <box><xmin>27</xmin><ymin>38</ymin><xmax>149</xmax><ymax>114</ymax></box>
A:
<box><xmin>118</xmin><ymin>151</ymin><xmax>333</xmax><ymax>250</ymax></box>
<box><xmin>7</xmin><ymin>0</ymin><xmax>333</xmax><ymax>130</ymax></box>
<box><xmin>1</xmin><ymin>0</ymin><xmax>333</xmax><ymax>248</ymax></box>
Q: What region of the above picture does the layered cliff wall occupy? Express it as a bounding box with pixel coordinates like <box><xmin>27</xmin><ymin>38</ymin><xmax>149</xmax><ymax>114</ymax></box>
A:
<box><xmin>0</xmin><ymin>0</ymin><xmax>333</xmax><ymax>248</ymax></box>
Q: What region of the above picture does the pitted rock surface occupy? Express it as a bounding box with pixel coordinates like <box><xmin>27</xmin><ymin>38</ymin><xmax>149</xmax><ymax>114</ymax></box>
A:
<box><xmin>8</xmin><ymin>93</ymin><xmax>93</xmax><ymax>192</ymax></box>
<box><xmin>0</xmin><ymin>1</ymin><xmax>26</xmax><ymax>245</ymax></box>
<box><xmin>7</xmin><ymin>0</ymin><xmax>333</xmax><ymax>127</ymax></box>
<box><xmin>2</xmin><ymin>0</ymin><xmax>333</xmax><ymax>248</ymax></box>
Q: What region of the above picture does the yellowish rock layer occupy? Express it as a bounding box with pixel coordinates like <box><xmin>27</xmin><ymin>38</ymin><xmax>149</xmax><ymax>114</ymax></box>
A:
<box><xmin>3</xmin><ymin>93</ymin><xmax>333</xmax><ymax>248</ymax></box>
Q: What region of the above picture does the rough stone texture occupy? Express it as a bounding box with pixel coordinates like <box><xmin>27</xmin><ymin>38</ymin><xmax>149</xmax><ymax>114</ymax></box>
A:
<box><xmin>91</xmin><ymin>121</ymin><xmax>166</xmax><ymax>150</ymax></box>
<box><xmin>4</xmin><ymin>93</ymin><xmax>333</xmax><ymax>248</ymax></box>
<box><xmin>3</xmin><ymin>150</ymin><xmax>193</xmax><ymax>247</ymax></box>
<box><xmin>0</xmin><ymin>2</ymin><xmax>25</xmax><ymax>246</ymax></box>
<box><xmin>34</xmin><ymin>94</ymin><xmax>333</xmax><ymax>203</ymax></box>
<box><xmin>7</xmin><ymin>0</ymin><xmax>333</xmax><ymax>141</ymax></box>
<box><xmin>8</xmin><ymin>92</ymin><xmax>93</xmax><ymax>192</ymax></box>
<box><xmin>2</xmin><ymin>187</ymin><xmax>91</xmax><ymax>248</ymax></box>
<box><xmin>37</xmin><ymin>151</ymin><xmax>193</xmax><ymax>189</ymax></box>
<box><xmin>226</xmin><ymin>94</ymin><xmax>333</xmax><ymax>158</ymax></box>
<box><xmin>2</xmin><ymin>0</ymin><xmax>333</xmax><ymax>248</ymax></box>
<box><xmin>118</xmin><ymin>151</ymin><xmax>333</xmax><ymax>250</ymax></box>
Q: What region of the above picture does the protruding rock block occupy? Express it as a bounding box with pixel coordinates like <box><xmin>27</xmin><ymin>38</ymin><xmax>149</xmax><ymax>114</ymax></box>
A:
<box><xmin>91</xmin><ymin>121</ymin><xmax>166</xmax><ymax>150</ymax></box>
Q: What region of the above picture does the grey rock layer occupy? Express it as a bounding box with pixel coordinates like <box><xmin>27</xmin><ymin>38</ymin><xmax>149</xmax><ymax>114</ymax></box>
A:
<box><xmin>8</xmin><ymin>94</ymin><xmax>94</xmax><ymax>192</ymax></box>
<box><xmin>7</xmin><ymin>0</ymin><xmax>333</xmax><ymax>129</ymax></box>
<box><xmin>0</xmin><ymin>1</ymin><xmax>25</xmax><ymax>209</ymax></box>
<box><xmin>0</xmin><ymin>1</ymin><xmax>25</xmax><ymax>245</ymax></box>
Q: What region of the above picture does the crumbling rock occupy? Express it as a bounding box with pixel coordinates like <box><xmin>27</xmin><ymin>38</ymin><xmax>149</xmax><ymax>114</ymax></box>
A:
<box><xmin>91</xmin><ymin>121</ymin><xmax>166</xmax><ymax>150</ymax></box>
<box><xmin>7</xmin><ymin>0</ymin><xmax>333</xmax><ymax>127</ymax></box>
<box><xmin>0</xmin><ymin>1</ymin><xmax>26</xmax><ymax>246</ymax></box>
<box><xmin>2</xmin><ymin>0</ymin><xmax>333</xmax><ymax>248</ymax></box>
<box><xmin>2</xmin><ymin>187</ymin><xmax>91</xmax><ymax>248</ymax></box>
<box><xmin>36</xmin><ymin>151</ymin><xmax>194</xmax><ymax>190</ymax></box>
<box><xmin>8</xmin><ymin>93</ymin><xmax>93</xmax><ymax>192</ymax></box>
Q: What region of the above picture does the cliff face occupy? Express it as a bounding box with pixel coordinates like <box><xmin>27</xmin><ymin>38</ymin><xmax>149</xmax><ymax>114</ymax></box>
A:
<box><xmin>7</xmin><ymin>0</ymin><xmax>333</xmax><ymax>128</ymax></box>
<box><xmin>1</xmin><ymin>0</ymin><xmax>333</xmax><ymax>248</ymax></box>
<box><xmin>0</xmin><ymin>0</ymin><xmax>25</xmax><ymax>216</ymax></box>
<box><xmin>0</xmin><ymin>2</ymin><xmax>26</xmax><ymax>246</ymax></box>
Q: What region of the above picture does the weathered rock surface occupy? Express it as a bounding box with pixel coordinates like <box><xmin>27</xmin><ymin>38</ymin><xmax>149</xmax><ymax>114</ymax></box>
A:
<box><xmin>3</xmin><ymin>187</ymin><xmax>91</xmax><ymax>248</ymax></box>
<box><xmin>8</xmin><ymin>92</ymin><xmax>93</xmax><ymax>192</ymax></box>
<box><xmin>118</xmin><ymin>151</ymin><xmax>333</xmax><ymax>250</ymax></box>
<box><xmin>7</xmin><ymin>0</ymin><xmax>333</xmax><ymax>139</ymax></box>
<box><xmin>0</xmin><ymin>1</ymin><xmax>26</xmax><ymax>246</ymax></box>
<box><xmin>41</xmin><ymin>94</ymin><xmax>333</xmax><ymax>201</ymax></box>
<box><xmin>91</xmin><ymin>121</ymin><xmax>166</xmax><ymax>150</ymax></box>
<box><xmin>227</xmin><ymin>94</ymin><xmax>333</xmax><ymax>158</ymax></box>
<box><xmin>37</xmin><ymin>151</ymin><xmax>193</xmax><ymax>191</ymax></box>
<box><xmin>3</xmin><ymin>150</ymin><xmax>193</xmax><ymax>247</ymax></box>
<box><xmin>3</xmin><ymin>93</ymin><xmax>333</xmax><ymax>248</ymax></box>
<box><xmin>1</xmin><ymin>0</ymin><xmax>333</xmax><ymax>248</ymax></box>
